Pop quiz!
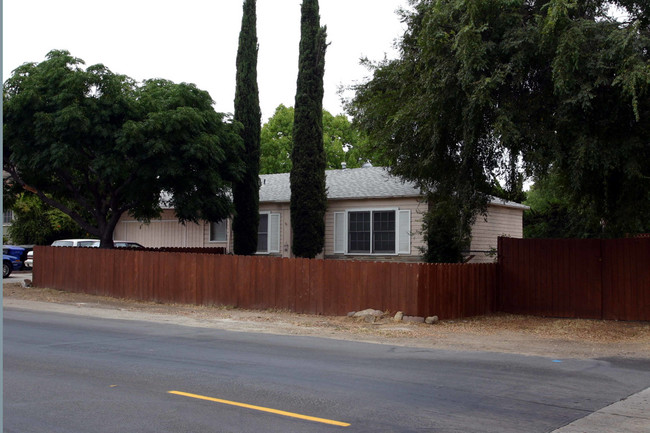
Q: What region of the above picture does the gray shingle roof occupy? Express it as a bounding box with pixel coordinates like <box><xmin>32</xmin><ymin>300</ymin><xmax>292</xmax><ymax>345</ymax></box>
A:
<box><xmin>259</xmin><ymin>166</ymin><xmax>529</xmax><ymax>209</ymax></box>
<box><xmin>259</xmin><ymin>167</ymin><xmax>421</xmax><ymax>202</ymax></box>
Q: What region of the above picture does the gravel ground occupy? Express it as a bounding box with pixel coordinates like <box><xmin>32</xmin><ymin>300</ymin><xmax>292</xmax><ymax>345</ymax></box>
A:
<box><xmin>4</xmin><ymin>281</ymin><xmax>650</xmax><ymax>360</ymax></box>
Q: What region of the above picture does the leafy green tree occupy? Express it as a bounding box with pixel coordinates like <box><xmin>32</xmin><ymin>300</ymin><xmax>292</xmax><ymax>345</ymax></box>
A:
<box><xmin>290</xmin><ymin>0</ymin><xmax>328</xmax><ymax>258</ymax></box>
<box><xmin>3</xmin><ymin>50</ymin><xmax>243</xmax><ymax>248</ymax></box>
<box><xmin>261</xmin><ymin>105</ymin><xmax>295</xmax><ymax>174</ymax></box>
<box><xmin>348</xmin><ymin>0</ymin><xmax>650</xmax><ymax>261</ymax></box>
<box><xmin>523</xmin><ymin>169</ymin><xmax>608</xmax><ymax>238</ymax></box>
<box><xmin>232</xmin><ymin>0</ymin><xmax>262</xmax><ymax>255</ymax></box>
<box><xmin>7</xmin><ymin>194</ymin><xmax>88</xmax><ymax>245</ymax></box>
<box><xmin>260</xmin><ymin>104</ymin><xmax>376</xmax><ymax>174</ymax></box>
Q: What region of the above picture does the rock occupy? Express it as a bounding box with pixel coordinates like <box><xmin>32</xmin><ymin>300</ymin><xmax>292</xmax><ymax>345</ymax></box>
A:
<box><xmin>402</xmin><ymin>315</ymin><xmax>425</xmax><ymax>323</ymax></box>
<box><xmin>22</xmin><ymin>279</ymin><xmax>32</xmax><ymax>288</ymax></box>
<box><xmin>425</xmin><ymin>316</ymin><xmax>439</xmax><ymax>324</ymax></box>
<box><xmin>347</xmin><ymin>311</ymin><xmax>356</xmax><ymax>317</ymax></box>
<box><xmin>352</xmin><ymin>308</ymin><xmax>384</xmax><ymax>318</ymax></box>
<box><xmin>393</xmin><ymin>311</ymin><xmax>404</xmax><ymax>322</ymax></box>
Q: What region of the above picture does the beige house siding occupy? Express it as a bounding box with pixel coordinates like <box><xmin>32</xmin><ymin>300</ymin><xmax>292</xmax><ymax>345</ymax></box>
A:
<box><xmin>112</xmin><ymin>198</ymin><xmax>524</xmax><ymax>263</ymax></box>
<box><xmin>114</xmin><ymin>210</ymin><xmax>217</xmax><ymax>249</ymax></box>
<box><xmin>468</xmin><ymin>204</ymin><xmax>524</xmax><ymax>263</ymax></box>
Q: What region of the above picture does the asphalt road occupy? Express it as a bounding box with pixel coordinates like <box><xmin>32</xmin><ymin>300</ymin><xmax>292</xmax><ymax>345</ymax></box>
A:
<box><xmin>4</xmin><ymin>307</ymin><xmax>650</xmax><ymax>433</ymax></box>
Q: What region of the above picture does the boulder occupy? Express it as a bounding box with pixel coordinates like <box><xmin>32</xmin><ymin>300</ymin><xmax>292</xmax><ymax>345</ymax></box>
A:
<box><xmin>393</xmin><ymin>311</ymin><xmax>404</xmax><ymax>322</ymax></box>
<box><xmin>353</xmin><ymin>308</ymin><xmax>384</xmax><ymax>318</ymax></box>
<box><xmin>425</xmin><ymin>316</ymin><xmax>439</xmax><ymax>324</ymax></box>
<box><xmin>402</xmin><ymin>315</ymin><xmax>424</xmax><ymax>323</ymax></box>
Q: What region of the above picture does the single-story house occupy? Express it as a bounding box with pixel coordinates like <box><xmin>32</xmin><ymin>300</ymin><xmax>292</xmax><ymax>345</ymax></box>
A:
<box><xmin>113</xmin><ymin>166</ymin><xmax>527</xmax><ymax>263</ymax></box>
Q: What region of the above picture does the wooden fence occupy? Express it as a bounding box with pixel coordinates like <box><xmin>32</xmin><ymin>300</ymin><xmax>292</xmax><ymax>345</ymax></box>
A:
<box><xmin>498</xmin><ymin>237</ymin><xmax>650</xmax><ymax>321</ymax></box>
<box><xmin>32</xmin><ymin>237</ymin><xmax>649</xmax><ymax>321</ymax></box>
<box><xmin>32</xmin><ymin>246</ymin><xmax>496</xmax><ymax>320</ymax></box>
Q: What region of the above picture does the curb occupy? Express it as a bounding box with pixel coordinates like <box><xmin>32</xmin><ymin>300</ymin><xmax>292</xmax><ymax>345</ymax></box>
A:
<box><xmin>551</xmin><ymin>387</ymin><xmax>650</xmax><ymax>433</ymax></box>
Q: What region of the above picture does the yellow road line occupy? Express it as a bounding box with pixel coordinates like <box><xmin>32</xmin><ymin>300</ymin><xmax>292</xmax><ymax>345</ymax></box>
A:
<box><xmin>168</xmin><ymin>390</ymin><xmax>350</xmax><ymax>427</ymax></box>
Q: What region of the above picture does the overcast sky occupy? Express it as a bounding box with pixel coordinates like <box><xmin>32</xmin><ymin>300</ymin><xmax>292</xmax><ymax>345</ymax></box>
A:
<box><xmin>3</xmin><ymin>0</ymin><xmax>408</xmax><ymax>122</ymax></box>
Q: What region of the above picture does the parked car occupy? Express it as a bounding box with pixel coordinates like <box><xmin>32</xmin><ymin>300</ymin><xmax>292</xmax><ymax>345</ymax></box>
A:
<box><xmin>27</xmin><ymin>239</ymin><xmax>98</xmax><ymax>270</ymax></box>
<box><xmin>89</xmin><ymin>240</ymin><xmax>144</xmax><ymax>248</ymax></box>
<box><xmin>3</xmin><ymin>253</ymin><xmax>22</xmax><ymax>278</ymax></box>
<box><xmin>24</xmin><ymin>250</ymin><xmax>33</xmax><ymax>268</ymax></box>
<box><xmin>3</xmin><ymin>245</ymin><xmax>27</xmax><ymax>266</ymax></box>
<box><xmin>51</xmin><ymin>239</ymin><xmax>98</xmax><ymax>247</ymax></box>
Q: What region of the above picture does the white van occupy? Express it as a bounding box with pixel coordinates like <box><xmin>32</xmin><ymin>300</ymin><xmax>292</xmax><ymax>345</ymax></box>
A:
<box><xmin>51</xmin><ymin>239</ymin><xmax>98</xmax><ymax>247</ymax></box>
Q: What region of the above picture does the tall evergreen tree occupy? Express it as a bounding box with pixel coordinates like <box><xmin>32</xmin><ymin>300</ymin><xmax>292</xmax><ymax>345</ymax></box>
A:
<box><xmin>290</xmin><ymin>0</ymin><xmax>328</xmax><ymax>258</ymax></box>
<box><xmin>232</xmin><ymin>0</ymin><xmax>262</xmax><ymax>255</ymax></box>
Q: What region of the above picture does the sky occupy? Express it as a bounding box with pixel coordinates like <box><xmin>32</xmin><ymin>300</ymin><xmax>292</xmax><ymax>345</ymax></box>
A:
<box><xmin>3</xmin><ymin>0</ymin><xmax>409</xmax><ymax>122</ymax></box>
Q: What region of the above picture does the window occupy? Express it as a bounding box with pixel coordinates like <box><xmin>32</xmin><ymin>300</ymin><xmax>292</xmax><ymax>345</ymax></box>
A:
<box><xmin>348</xmin><ymin>211</ymin><xmax>371</xmax><ymax>253</ymax></box>
<box><xmin>257</xmin><ymin>213</ymin><xmax>280</xmax><ymax>254</ymax></box>
<box><xmin>372</xmin><ymin>211</ymin><xmax>396</xmax><ymax>253</ymax></box>
<box><xmin>334</xmin><ymin>209</ymin><xmax>411</xmax><ymax>255</ymax></box>
<box><xmin>3</xmin><ymin>210</ymin><xmax>13</xmax><ymax>225</ymax></box>
<box><xmin>348</xmin><ymin>210</ymin><xmax>395</xmax><ymax>253</ymax></box>
<box><xmin>257</xmin><ymin>214</ymin><xmax>269</xmax><ymax>252</ymax></box>
<box><xmin>210</xmin><ymin>220</ymin><xmax>228</xmax><ymax>242</ymax></box>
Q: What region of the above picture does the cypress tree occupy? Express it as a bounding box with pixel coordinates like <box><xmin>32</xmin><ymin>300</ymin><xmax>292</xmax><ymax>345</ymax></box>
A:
<box><xmin>290</xmin><ymin>0</ymin><xmax>328</xmax><ymax>258</ymax></box>
<box><xmin>232</xmin><ymin>0</ymin><xmax>262</xmax><ymax>255</ymax></box>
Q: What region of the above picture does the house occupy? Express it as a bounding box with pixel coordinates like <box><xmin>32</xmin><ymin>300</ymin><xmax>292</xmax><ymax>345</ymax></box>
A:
<box><xmin>113</xmin><ymin>166</ymin><xmax>527</xmax><ymax>263</ymax></box>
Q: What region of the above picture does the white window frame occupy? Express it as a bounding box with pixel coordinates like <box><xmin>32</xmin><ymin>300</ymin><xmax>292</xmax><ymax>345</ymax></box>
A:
<box><xmin>256</xmin><ymin>212</ymin><xmax>281</xmax><ymax>254</ymax></box>
<box><xmin>3</xmin><ymin>210</ymin><xmax>14</xmax><ymax>225</ymax></box>
<box><xmin>209</xmin><ymin>220</ymin><xmax>228</xmax><ymax>243</ymax></box>
<box><xmin>334</xmin><ymin>208</ymin><xmax>411</xmax><ymax>256</ymax></box>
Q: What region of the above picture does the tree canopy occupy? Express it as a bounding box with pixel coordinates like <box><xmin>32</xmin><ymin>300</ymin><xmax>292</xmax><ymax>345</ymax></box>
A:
<box><xmin>347</xmin><ymin>0</ymin><xmax>650</xmax><ymax>261</ymax></box>
<box><xmin>3</xmin><ymin>50</ymin><xmax>243</xmax><ymax>248</ymax></box>
<box><xmin>260</xmin><ymin>104</ymin><xmax>378</xmax><ymax>174</ymax></box>
<box><xmin>6</xmin><ymin>193</ymin><xmax>88</xmax><ymax>245</ymax></box>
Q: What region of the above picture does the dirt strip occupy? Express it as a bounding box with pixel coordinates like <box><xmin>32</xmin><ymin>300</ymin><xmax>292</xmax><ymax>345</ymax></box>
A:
<box><xmin>4</xmin><ymin>282</ymin><xmax>650</xmax><ymax>359</ymax></box>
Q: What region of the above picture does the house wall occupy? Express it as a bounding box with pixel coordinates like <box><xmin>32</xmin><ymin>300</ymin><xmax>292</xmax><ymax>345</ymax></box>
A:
<box><xmin>114</xmin><ymin>210</ymin><xmax>218</xmax><ymax>249</ymax></box>
<box><xmin>112</xmin><ymin>200</ymin><xmax>524</xmax><ymax>263</ymax></box>
<box><xmin>468</xmin><ymin>204</ymin><xmax>524</xmax><ymax>263</ymax></box>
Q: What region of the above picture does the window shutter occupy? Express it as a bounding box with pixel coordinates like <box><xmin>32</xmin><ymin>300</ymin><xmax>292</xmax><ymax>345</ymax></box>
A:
<box><xmin>334</xmin><ymin>212</ymin><xmax>345</xmax><ymax>253</ymax></box>
<box><xmin>269</xmin><ymin>214</ymin><xmax>281</xmax><ymax>253</ymax></box>
<box><xmin>398</xmin><ymin>210</ymin><xmax>411</xmax><ymax>254</ymax></box>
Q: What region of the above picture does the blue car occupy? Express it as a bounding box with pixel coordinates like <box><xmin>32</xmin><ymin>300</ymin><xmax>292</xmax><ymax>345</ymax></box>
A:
<box><xmin>3</xmin><ymin>253</ymin><xmax>22</xmax><ymax>278</ymax></box>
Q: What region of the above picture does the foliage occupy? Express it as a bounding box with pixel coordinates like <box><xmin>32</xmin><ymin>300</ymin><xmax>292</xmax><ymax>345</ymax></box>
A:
<box><xmin>347</xmin><ymin>0</ymin><xmax>650</xmax><ymax>261</ymax></box>
<box><xmin>524</xmin><ymin>169</ymin><xmax>613</xmax><ymax>238</ymax></box>
<box><xmin>261</xmin><ymin>105</ymin><xmax>295</xmax><ymax>174</ymax></box>
<box><xmin>260</xmin><ymin>104</ymin><xmax>378</xmax><ymax>174</ymax></box>
<box><xmin>232</xmin><ymin>0</ymin><xmax>262</xmax><ymax>255</ymax></box>
<box><xmin>290</xmin><ymin>0</ymin><xmax>328</xmax><ymax>258</ymax></box>
<box><xmin>422</xmin><ymin>190</ymin><xmax>476</xmax><ymax>263</ymax></box>
<box><xmin>3</xmin><ymin>50</ymin><xmax>243</xmax><ymax>248</ymax></box>
<box><xmin>7</xmin><ymin>194</ymin><xmax>88</xmax><ymax>245</ymax></box>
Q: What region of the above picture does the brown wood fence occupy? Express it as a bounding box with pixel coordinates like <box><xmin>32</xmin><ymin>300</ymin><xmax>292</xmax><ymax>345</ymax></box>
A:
<box><xmin>498</xmin><ymin>237</ymin><xmax>650</xmax><ymax>321</ymax></box>
<box><xmin>32</xmin><ymin>246</ymin><xmax>496</xmax><ymax>320</ymax></box>
<box><xmin>32</xmin><ymin>238</ymin><xmax>649</xmax><ymax>321</ymax></box>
